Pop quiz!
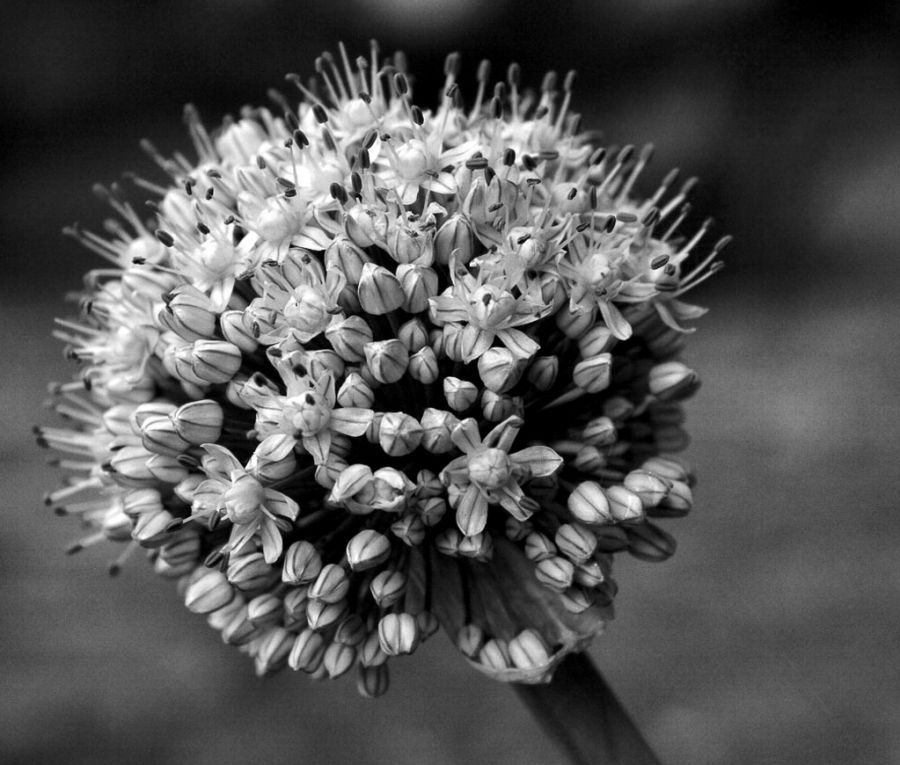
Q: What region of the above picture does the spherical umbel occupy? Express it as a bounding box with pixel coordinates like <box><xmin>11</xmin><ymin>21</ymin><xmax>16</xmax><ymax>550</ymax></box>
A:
<box><xmin>43</xmin><ymin>40</ymin><xmax>720</xmax><ymax>695</ymax></box>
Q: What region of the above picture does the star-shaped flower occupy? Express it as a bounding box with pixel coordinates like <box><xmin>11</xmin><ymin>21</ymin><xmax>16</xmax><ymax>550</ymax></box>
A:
<box><xmin>440</xmin><ymin>416</ymin><xmax>563</xmax><ymax>536</ymax></box>
<box><xmin>189</xmin><ymin>443</ymin><xmax>299</xmax><ymax>563</ymax></box>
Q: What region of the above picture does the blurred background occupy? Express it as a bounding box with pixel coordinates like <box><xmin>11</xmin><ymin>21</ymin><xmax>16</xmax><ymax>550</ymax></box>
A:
<box><xmin>2</xmin><ymin>1</ymin><xmax>899</xmax><ymax>763</ymax></box>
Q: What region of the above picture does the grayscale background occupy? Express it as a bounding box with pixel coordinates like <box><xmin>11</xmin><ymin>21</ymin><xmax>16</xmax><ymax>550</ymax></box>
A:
<box><xmin>3</xmin><ymin>1</ymin><xmax>898</xmax><ymax>763</ymax></box>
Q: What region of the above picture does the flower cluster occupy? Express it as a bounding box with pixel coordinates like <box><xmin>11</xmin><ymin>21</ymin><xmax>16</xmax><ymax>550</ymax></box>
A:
<box><xmin>40</xmin><ymin>43</ymin><xmax>726</xmax><ymax>694</ymax></box>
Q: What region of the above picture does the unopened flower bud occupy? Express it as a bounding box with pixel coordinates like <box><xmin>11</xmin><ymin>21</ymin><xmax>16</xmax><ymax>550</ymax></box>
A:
<box><xmin>651</xmin><ymin>479</ymin><xmax>692</xmax><ymax>517</ymax></box>
<box><xmin>378</xmin><ymin>612</ymin><xmax>420</xmax><ymax>656</ymax></box>
<box><xmin>624</xmin><ymin>470</ymin><xmax>671</xmax><ymax>508</ymax></box>
<box><xmin>526</xmin><ymin>355</ymin><xmax>558</xmax><ymax>391</ymax></box>
<box><xmin>655</xmin><ymin>424</ymin><xmax>690</xmax><ymax>452</ymax></box>
<box><xmin>603</xmin><ymin>395</ymin><xmax>635</xmax><ymax>422</ymax></box>
<box><xmin>306</xmin><ymin>598</ymin><xmax>347</xmax><ymax>631</ymax></box>
<box><xmin>336</xmin><ymin>372</ymin><xmax>375</xmax><ymax>409</ymax></box>
<box><xmin>641</xmin><ymin>455</ymin><xmax>692</xmax><ymax>484</ymax></box>
<box><xmin>159</xmin><ymin>285</ymin><xmax>216</xmax><ymax>341</ymax></box>
<box><xmin>247</xmin><ymin>593</ymin><xmax>284</xmax><ymax>627</ymax></box>
<box><xmin>191</xmin><ymin>340</ymin><xmax>242</xmax><ymax>384</ymax></box>
<box><xmin>443</xmin><ymin>377</ymin><xmax>478</xmax><ymax>412</ymax></box>
<box><xmin>288</xmin><ymin>628</ymin><xmax>326</xmax><ymax>672</ymax></box>
<box><xmin>282</xmin><ymin>586</ymin><xmax>310</xmax><ymax>626</ymax></box>
<box><xmin>456</xmin><ymin>624</ymin><xmax>485</xmax><ymax>658</ymax></box>
<box><xmin>228</xmin><ymin>550</ymin><xmax>279</xmax><ymax>591</ymax></box>
<box><xmin>573</xmin><ymin>353</ymin><xmax>612</xmax><ymax>393</ymax></box>
<box><xmin>508</xmin><ymin>629</ymin><xmax>551</xmax><ymax>669</ymax></box>
<box><xmin>534</xmin><ymin>555</ymin><xmax>575</xmax><ymax>592</ymax></box>
<box><xmin>555</xmin><ymin>523</ymin><xmax>598</xmax><ymax>563</ymax></box>
<box><xmin>417</xmin><ymin>496</ymin><xmax>447</xmax><ymax>526</ymax></box>
<box><xmin>417</xmin><ymin>610</ymin><xmax>440</xmax><ymax>641</ymax></box>
<box><xmin>130</xmin><ymin>507</ymin><xmax>175</xmax><ymax>546</ymax></box>
<box><xmin>408</xmin><ymin>346</ymin><xmax>439</xmax><ymax>383</ymax></box>
<box><xmin>560</xmin><ymin>587</ymin><xmax>596</xmax><ymax>614</ymax></box>
<box><xmin>606</xmin><ymin>485</ymin><xmax>646</xmax><ymax>523</ymax></box>
<box><xmin>578</xmin><ymin>325</ymin><xmax>615</xmax><ymax>357</ymax></box>
<box><xmin>573</xmin><ymin>445</ymin><xmax>606</xmax><ymax>475</ymax></box>
<box><xmin>574</xmin><ymin>559</ymin><xmax>606</xmax><ymax>588</ymax></box>
<box><xmin>505</xmin><ymin>516</ymin><xmax>533</xmax><ymax>542</ymax></box>
<box><xmin>567</xmin><ymin>481</ymin><xmax>613</xmax><ymax>524</ymax></box>
<box><xmin>172</xmin><ymin>400</ymin><xmax>224</xmax><ymax>445</ymax></box>
<box><xmin>434</xmin><ymin>527</ymin><xmax>463</xmax><ymax>557</ymax></box>
<box><xmin>648</xmin><ymin>361</ymin><xmax>700</xmax><ymax>401</ymax></box>
<box><xmin>625</xmin><ymin>521</ymin><xmax>677</xmax><ymax>562</ymax></box>
<box><xmin>524</xmin><ymin>531</ymin><xmax>557</xmax><ymax>562</ymax></box>
<box><xmin>157</xmin><ymin>529</ymin><xmax>201</xmax><ymax>568</ymax></box>
<box><xmin>391</xmin><ymin>513</ymin><xmax>426</xmax><ymax>546</ymax></box>
<box><xmin>222</xmin><ymin>605</ymin><xmax>263</xmax><ymax>646</ymax></box>
<box><xmin>378</xmin><ymin>412</ymin><xmax>423</xmax><ymax>456</ymax></box>
<box><xmin>308</xmin><ymin>563</ymin><xmax>350</xmax><ymax>603</ymax></box>
<box><xmin>325</xmin><ymin>315</ymin><xmax>373</xmax><ymax>363</ymax></box>
<box><xmin>477</xmin><ymin>347</ymin><xmax>523</xmax><ymax>393</ymax></box>
<box><xmin>478</xmin><ymin>638</ymin><xmax>511</xmax><ymax>670</ymax></box>
<box><xmin>434</xmin><ymin>213</ymin><xmax>474</xmax><ymax>266</ymax></box>
<box><xmin>108</xmin><ymin>445</ymin><xmax>157</xmax><ymax>487</ymax></box>
<box><xmin>357</xmin><ymin>263</ymin><xmax>404</xmax><ymax>314</ymax></box>
<box><xmin>207</xmin><ymin>596</ymin><xmax>245</xmax><ymax>633</ymax></box>
<box><xmin>328</xmin><ymin>464</ymin><xmax>373</xmax><ymax>505</ymax></box>
<box><xmin>325</xmin><ymin>235</ymin><xmax>372</xmax><ymax>285</ymax></box>
<box><xmin>130</xmin><ymin>401</ymin><xmax>178</xmax><ymax>431</ymax></box>
<box><xmin>103</xmin><ymin>404</ymin><xmax>141</xmax><ymax>436</ymax></box>
<box><xmin>346</xmin><ymin>529</ymin><xmax>392</xmax><ymax>571</ymax></box>
<box><xmin>369</xmin><ymin>569</ymin><xmax>407</xmax><ymax>608</ymax></box>
<box><xmin>219</xmin><ymin>310</ymin><xmax>258</xmax><ymax>353</ymax></box>
<box><xmin>146</xmin><ymin>453</ymin><xmax>189</xmax><ymax>484</ymax></box>
<box><xmin>184</xmin><ymin>568</ymin><xmax>235</xmax><ymax>614</ymax></box>
<box><xmin>582</xmin><ymin>416</ymin><xmax>616</xmax><ymax>446</ymax></box>
<box><xmin>357</xmin><ymin>664</ymin><xmax>390</xmax><ymax>698</ymax></box>
<box><xmin>555</xmin><ymin>303</ymin><xmax>596</xmax><ymax>338</ymax></box>
<box><xmin>397</xmin><ymin>264</ymin><xmax>438</xmax><ymax>313</ymax></box>
<box><xmin>397</xmin><ymin>317</ymin><xmax>429</xmax><ymax>352</ymax></box>
<box><xmin>359</xmin><ymin>630</ymin><xmax>389</xmax><ymax>668</ymax></box>
<box><xmin>334</xmin><ymin>615</ymin><xmax>367</xmax><ymax>646</ymax></box>
<box><xmin>140</xmin><ymin>415</ymin><xmax>191</xmax><ymax>457</ymax></box>
<box><xmin>420</xmin><ymin>408</ymin><xmax>458</xmax><ymax>453</ymax></box>
<box><xmin>255</xmin><ymin>626</ymin><xmax>294</xmax><ymax>675</ymax></box>
<box><xmin>323</xmin><ymin>641</ymin><xmax>357</xmax><ymax>679</ymax></box>
<box><xmin>364</xmin><ymin>339</ymin><xmax>409</xmax><ymax>384</ymax></box>
<box><xmin>246</xmin><ymin>435</ymin><xmax>297</xmax><ymax>482</ymax></box>
<box><xmin>458</xmin><ymin>531</ymin><xmax>493</xmax><ymax>560</ymax></box>
<box><xmin>594</xmin><ymin>525</ymin><xmax>630</xmax><ymax>552</ymax></box>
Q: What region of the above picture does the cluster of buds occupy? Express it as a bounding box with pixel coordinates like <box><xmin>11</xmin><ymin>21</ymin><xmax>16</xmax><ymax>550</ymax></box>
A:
<box><xmin>40</xmin><ymin>43</ymin><xmax>725</xmax><ymax>694</ymax></box>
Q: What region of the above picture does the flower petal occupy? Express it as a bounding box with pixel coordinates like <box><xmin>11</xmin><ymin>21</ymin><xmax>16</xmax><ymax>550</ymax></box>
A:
<box><xmin>456</xmin><ymin>484</ymin><xmax>488</xmax><ymax>536</ymax></box>
<box><xmin>302</xmin><ymin>431</ymin><xmax>331</xmax><ymax>465</ymax></box>
<box><xmin>510</xmin><ymin>446</ymin><xmax>564</xmax><ymax>478</ymax></box>
<box><xmin>259</xmin><ymin>520</ymin><xmax>284</xmax><ymax>564</ymax></box>
<box><xmin>264</xmin><ymin>489</ymin><xmax>300</xmax><ymax>520</ymax></box>
<box><xmin>496</xmin><ymin>328</ymin><xmax>540</xmax><ymax>360</ymax></box>
<box><xmin>450</xmin><ymin>418</ymin><xmax>482</xmax><ymax>454</ymax></box>
<box><xmin>598</xmin><ymin>300</ymin><xmax>632</xmax><ymax>341</ymax></box>
<box><xmin>201</xmin><ymin>443</ymin><xmax>244</xmax><ymax>477</ymax></box>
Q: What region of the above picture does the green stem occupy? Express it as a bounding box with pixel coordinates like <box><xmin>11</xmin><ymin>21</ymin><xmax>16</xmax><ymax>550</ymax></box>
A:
<box><xmin>513</xmin><ymin>652</ymin><xmax>662</xmax><ymax>765</ymax></box>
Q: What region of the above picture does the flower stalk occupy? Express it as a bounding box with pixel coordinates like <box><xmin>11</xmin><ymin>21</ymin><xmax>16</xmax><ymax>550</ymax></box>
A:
<box><xmin>515</xmin><ymin>653</ymin><xmax>662</xmax><ymax>765</ymax></box>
